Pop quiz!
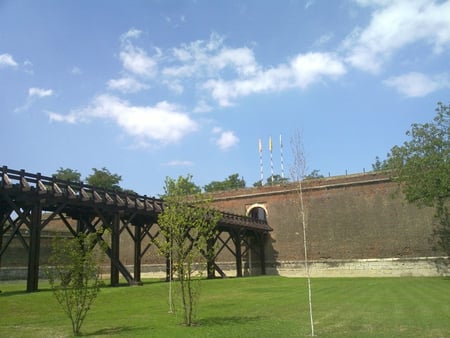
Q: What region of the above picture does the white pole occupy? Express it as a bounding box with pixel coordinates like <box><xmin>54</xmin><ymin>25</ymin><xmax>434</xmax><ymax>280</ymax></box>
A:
<box><xmin>168</xmin><ymin>225</ymin><xmax>173</xmax><ymax>314</ymax></box>
<box><xmin>269</xmin><ymin>136</ymin><xmax>274</xmax><ymax>185</ymax></box>
<box><xmin>259</xmin><ymin>138</ymin><xmax>264</xmax><ymax>185</ymax></box>
<box><xmin>280</xmin><ymin>133</ymin><xmax>285</xmax><ymax>179</ymax></box>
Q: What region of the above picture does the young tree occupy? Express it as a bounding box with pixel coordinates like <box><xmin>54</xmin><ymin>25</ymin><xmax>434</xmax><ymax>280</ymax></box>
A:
<box><xmin>386</xmin><ymin>102</ymin><xmax>450</xmax><ymax>255</ymax></box>
<box><xmin>265</xmin><ymin>174</ymin><xmax>289</xmax><ymax>185</ymax></box>
<box><xmin>158</xmin><ymin>175</ymin><xmax>221</xmax><ymax>326</ymax></box>
<box><xmin>203</xmin><ymin>173</ymin><xmax>246</xmax><ymax>192</ymax></box>
<box><xmin>54</xmin><ymin>167</ymin><xmax>82</xmax><ymax>182</ymax></box>
<box><xmin>290</xmin><ymin>130</ymin><xmax>315</xmax><ymax>337</ymax></box>
<box><xmin>86</xmin><ymin>167</ymin><xmax>122</xmax><ymax>190</ymax></box>
<box><xmin>304</xmin><ymin>169</ymin><xmax>324</xmax><ymax>180</ymax></box>
<box><xmin>47</xmin><ymin>232</ymin><xmax>104</xmax><ymax>336</ymax></box>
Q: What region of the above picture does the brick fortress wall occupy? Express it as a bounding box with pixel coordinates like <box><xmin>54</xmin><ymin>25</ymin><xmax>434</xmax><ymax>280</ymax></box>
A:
<box><xmin>209</xmin><ymin>172</ymin><xmax>449</xmax><ymax>277</ymax></box>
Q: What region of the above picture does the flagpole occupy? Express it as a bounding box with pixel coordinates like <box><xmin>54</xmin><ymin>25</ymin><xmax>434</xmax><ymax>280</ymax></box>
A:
<box><xmin>269</xmin><ymin>136</ymin><xmax>274</xmax><ymax>185</ymax></box>
<box><xmin>258</xmin><ymin>138</ymin><xmax>264</xmax><ymax>185</ymax></box>
<box><xmin>280</xmin><ymin>133</ymin><xmax>285</xmax><ymax>179</ymax></box>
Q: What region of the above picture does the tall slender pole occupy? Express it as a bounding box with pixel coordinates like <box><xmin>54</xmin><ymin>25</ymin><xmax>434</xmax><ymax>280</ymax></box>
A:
<box><xmin>168</xmin><ymin>225</ymin><xmax>173</xmax><ymax>314</ymax></box>
<box><xmin>290</xmin><ymin>131</ymin><xmax>315</xmax><ymax>336</ymax></box>
<box><xmin>269</xmin><ymin>136</ymin><xmax>274</xmax><ymax>185</ymax></box>
<box><xmin>280</xmin><ymin>133</ymin><xmax>285</xmax><ymax>180</ymax></box>
<box><xmin>259</xmin><ymin>138</ymin><xmax>264</xmax><ymax>185</ymax></box>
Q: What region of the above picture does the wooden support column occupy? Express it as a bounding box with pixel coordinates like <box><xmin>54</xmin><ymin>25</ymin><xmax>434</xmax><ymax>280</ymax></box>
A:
<box><xmin>0</xmin><ymin>209</ymin><xmax>5</xmax><ymax>268</ymax></box>
<box><xmin>134</xmin><ymin>225</ymin><xmax>142</xmax><ymax>283</ymax></box>
<box><xmin>110</xmin><ymin>214</ymin><xmax>120</xmax><ymax>286</ymax></box>
<box><xmin>234</xmin><ymin>230</ymin><xmax>242</xmax><ymax>277</ymax></box>
<box><xmin>206</xmin><ymin>237</ymin><xmax>215</xmax><ymax>279</ymax></box>
<box><xmin>27</xmin><ymin>203</ymin><xmax>42</xmax><ymax>292</ymax></box>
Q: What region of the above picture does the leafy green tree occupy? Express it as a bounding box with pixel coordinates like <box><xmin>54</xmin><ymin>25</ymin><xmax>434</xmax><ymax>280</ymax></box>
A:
<box><xmin>54</xmin><ymin>167</ymin><xmax>82</xmax><ymax>182</ymax></box>
<box><xmin>158</xmin><ymin>175</ymin><xmax>220</xmax><ymax>326</ymax></box>
<box><xmin>259</xmin><ymin>174</ymin><xmax>289</xmax><ymax>186</ymax></box>
<box><xmin>203</xmin><ymin>173</ymin><xmax>245</xmax><ymax>192</ymax></box>
<box><xmin>385</xmin><ymin>102</ymin><xmax>450</xmax><ymax>254</ymax></box>
<box><xmin>304</xmin><ymin>169</ymin><xmax>324</xmax><ymax>180</ymax></box>
<box><xmin>47</xmin><ymin>232</ymin><xmax>104</xmax><ymax>336</ymax></box>
<box><xmin>371</xmin><ymin>156</ymin><xmax>389</xmax><ymax>172</ymax></box>
<box><xmin>86</xmin><ymin>167</ymin><xmax>122</xmax><ymax>190</ymax></box>
<box><xmin>162</xmin><ymin>174</ymin><xmax>201</xmax><ymax>196</ymax></box>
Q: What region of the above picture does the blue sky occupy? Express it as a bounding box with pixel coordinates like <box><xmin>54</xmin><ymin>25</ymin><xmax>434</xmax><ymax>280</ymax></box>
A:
<box><xmin>1</xmin><ymin>0</ymin><xmax>449</xmax><ymax>195</ymax></box>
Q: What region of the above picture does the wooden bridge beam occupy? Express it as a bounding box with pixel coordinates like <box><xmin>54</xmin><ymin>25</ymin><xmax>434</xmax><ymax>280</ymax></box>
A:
<box><xmin>134</xmin><ymin>225</ymin><xmax>142</xmax><ymax>283</ymax></box>
<box><xmin>234</xmin><ymin>229</ymin><xmax>243</xmax><ymax>277</ymax></box>
<box><xmin>110</xmin><ymin>214</ymin><xmax>120</xmax><ymax>286</ymax></box>
<box><xmin>27</xmin><ymin>203</ymin><xmax>42</xmax><ymax>292</ymax></box>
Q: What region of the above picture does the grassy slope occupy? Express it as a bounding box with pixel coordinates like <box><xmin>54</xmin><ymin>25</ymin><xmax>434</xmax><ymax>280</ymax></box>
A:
<box><xmin>0</xmin><ymin>276</ymin><xmax>449</xmax><ymax>337</ymax></box>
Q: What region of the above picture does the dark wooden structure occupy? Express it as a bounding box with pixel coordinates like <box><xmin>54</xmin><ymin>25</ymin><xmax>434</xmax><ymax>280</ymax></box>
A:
<box><xmin>0</xmin><ymin>166</ymin><xmax>271</xmax><ymax>292</ymax></box>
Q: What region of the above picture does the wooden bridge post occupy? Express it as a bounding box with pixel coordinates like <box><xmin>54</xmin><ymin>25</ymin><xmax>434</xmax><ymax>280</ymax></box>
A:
<box><xmin>27</xmin><ymin>203</ymin><xmax>42</xmax><ymax>292</ymax></box>
<box><xmin>0</xmin><ymin>209</ymin><xmax>5</xmax><ymax>269</ymax></box>
<box><xmin>134</xmin><ymin>225</ymin><xmax>142</xmax><ymax>283</ymax></box>
<box><xmin>206</xmin><ymin>237</ymin><xmax>215</xmax><ymax>279</ymax></box>
<box><xmin>234</xmin><ymin>230</ymin><xmax>243</xmax><ymax>277</ymax></box>
<box><xmin>110</xmin><ymin>214</ymin><xmax>120</xmax><ymax>286</ymax></box>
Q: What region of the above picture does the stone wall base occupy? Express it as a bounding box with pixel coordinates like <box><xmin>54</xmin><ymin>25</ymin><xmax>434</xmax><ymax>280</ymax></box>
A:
<box><xmin>1</xmin><ymin>257</ymin><xmax>449</xmax><ymax>281</ymax></box>
<box><xmin>270</xmin><ymin>256</ymin><xmax>450</xmax><ymax>277</ymax></box>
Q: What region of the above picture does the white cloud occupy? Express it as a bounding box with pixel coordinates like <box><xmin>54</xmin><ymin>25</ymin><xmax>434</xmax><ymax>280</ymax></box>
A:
<box><xmin>48</xmin><ymin>94</ymin><xmax>198</xmax><ymax>146</ymax></box>
<box><xmin>29</xmin><ymin>87</ymin><xmax>53</xmax><ymax>97</ymax></box>
<box><xmin>383</xmin><ymin>72</ymin><xmax>449</xmax><ymax>97</ymax></box>
<box><xmin>291</xmin><ymin>52</ymin><xmax>346</xmax><ymax>88</ymax></box>
<box><xmin>107</xmin><ymin>28</ymin><xmax>158</xmax><ymax>94</ymax></box>
<box><xmin>215</xmin><ymin>129</ymin><xmax>239</xmax><ymax>151</ymax></box>
<box><xmin>193</xmin><ymin>99</ymin><xmax>213</xmax><ymax>113</ymax></box>
<box><xmin>111</xmin><ymin>31</ymin><xmax>346</xmax><ymax>107</ymax></box>
<box><xmin>47</xmin><ymin>111</ymin><xmax>78</xmax><ymax>123</ymax></box>
<box><xmin>0</xmin><ymin>53</ymin><xmax>18</xmax><ymax>68</ymax></box>
<box><xmin>203</xmin><ymin>52</ymin><xmax>345</xmax><ymax>106</ymax></box>
<box><xmin>120</xmin><ymin>44</ymin><xmax>158</xmax><ymax>78</ymax></box>
<box><xmin>209</xmin><ymin>47</ymin><xmax>259</xmax><ymax>76</ymax></box>
<box><xmin>118</xmin><ymin>29</ymin><xmax>158</xmax><ymax>78</ymax></box>
<box><xmin>107</xmin><ymin>76</ymin><xmax>149</xmax><ymax>93</ymax></box>
<box><xmin>14</xmin><ymin>87</ymin><xmax>53</xmax><ymax>112</ymax></box>
<box><xmin>121</xmin><ymin>28</ymin><xmax>142</xmax><ymax>42</ymax></box>
<box><xmin>345</xmin><ymin>0</ymin><xmax>450</xmax><ymax>73</ymax></box>
<box><xmin>163</xmin><ymin>160</ymin><xmax>194</xmax><ymax>166</ymax></box>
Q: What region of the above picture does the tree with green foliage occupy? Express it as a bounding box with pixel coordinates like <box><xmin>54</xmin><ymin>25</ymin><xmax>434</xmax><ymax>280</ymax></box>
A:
<box><xmin>158</xmin><ymin>175</ymin><xmax>221</xmax><ymax>326</ymax></box>
<box><xmin>162</xmin><ymin>174</ymin><xmax>201</xmax><ymax>196</ymax></box>
<box><xmin>371</xmin><ymin>156</ymin><xmax>389</xmax><ymax>172</ymax></box>
<box><xmin>304</xmin><ymin>169</ymin><xmax>324</xmax><ymax>180</ymax></box>
<box><xmin>54</xmin><ymin>167</ymin><xmax>82</xmax><ymax>182</ymax></box>
<box><xmin>86</xmin><ymin>167</ymin><xmax>122</xmax><ymax>190</ymax></box>
<box><xmin>203</xmin><ymin>173</ymin><xmax>245</xmax><ymax>192</ymax></box>
<box><xmin>384</xmin><ymin>102</ymin><xmax>450</xmax><ymax>254</ymax></box>
<box><xmin>47</xmin><ymin>232</ymin><xmax>104</xmax><ymax>336</ymax></box>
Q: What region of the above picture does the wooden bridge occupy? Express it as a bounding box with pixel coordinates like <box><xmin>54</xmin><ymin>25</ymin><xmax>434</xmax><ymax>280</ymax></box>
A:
<box><xmin>0</xmin><ymin>166</ymin><xmax>271</xmax><ymax>292</ymax></box>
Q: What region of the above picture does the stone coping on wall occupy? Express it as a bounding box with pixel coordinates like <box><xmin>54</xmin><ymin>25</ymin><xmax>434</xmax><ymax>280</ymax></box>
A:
<box><xmin>271</xmin><ymin>256</ymin><xmax>450</xmax><ymax>277</ymax></box>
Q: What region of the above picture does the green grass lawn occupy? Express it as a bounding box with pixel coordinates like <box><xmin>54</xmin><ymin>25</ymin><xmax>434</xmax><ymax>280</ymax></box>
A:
<box><xmin>1</xmin><ymin>276</ymin><xmax>449</xmax><ymax>337</ymax></box>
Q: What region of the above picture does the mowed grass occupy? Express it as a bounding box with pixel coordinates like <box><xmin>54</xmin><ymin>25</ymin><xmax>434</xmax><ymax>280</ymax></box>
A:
<box><xmin>1</xmin><ymin>276</ymin><xmax>449</xmax><ymax>337</ymax></box>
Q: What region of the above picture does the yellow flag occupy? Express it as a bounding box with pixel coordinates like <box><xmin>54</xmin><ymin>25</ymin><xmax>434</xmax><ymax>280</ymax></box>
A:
<box><xmin>269</xmin><ymin>136</ymin><xmax>273</xmax><ymax>152</ymax></box>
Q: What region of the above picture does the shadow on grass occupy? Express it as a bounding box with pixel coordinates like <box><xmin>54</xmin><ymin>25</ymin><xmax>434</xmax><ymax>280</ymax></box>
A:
<box><xmin>0</xmin><ymin>288</ymin><xmax>54</xmax><ymax>297</ymax></box>
<box><xmin>83</xmin><ymin>326</ymin><xmax>145</xmax><ymax>336</ymax></box>
<box><xmin>199</xmin><ymin>315</ymin><xmax>263</xmax><ymax>326</ymax></box>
